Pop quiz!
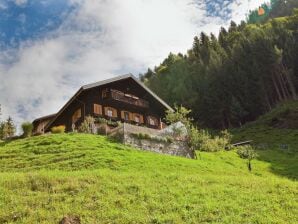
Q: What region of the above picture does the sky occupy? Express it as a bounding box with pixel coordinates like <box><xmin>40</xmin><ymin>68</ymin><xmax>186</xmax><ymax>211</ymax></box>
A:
<box><xmin>0</xmin><ymin>0</ymin><xmax>266</xmax><ymax>130</ymax></box>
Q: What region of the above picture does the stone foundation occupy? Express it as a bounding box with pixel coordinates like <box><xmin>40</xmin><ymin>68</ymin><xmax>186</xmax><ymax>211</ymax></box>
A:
<box><xmin>109</xmin><ymin>123</ymin><xmax>194</xmax><ymax>159</ymax></box>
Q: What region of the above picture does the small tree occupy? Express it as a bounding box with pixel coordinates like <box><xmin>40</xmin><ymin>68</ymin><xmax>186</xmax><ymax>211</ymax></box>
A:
<box><xmin>0</xmin><ymin>122</ymin><xmax>4</xmax><ymax>140</ymax></box>
<box><xmin>165</xmin><ymin>106</ymin><xmax>192</xmax><ymax>129</ymax></box>
<box><xmin>0</xmin><ymin>117</ymin><xmax>16</xmax><ymax>139</ymax></box>
<box><xmin>237</xmin><ymin>145</ymin><xmax>257</xmax><ymax>172</ymax></box>
<box><xmin>6</xmin><ymin>117</ymin><xmax>16</xmax><ymax>138</ymax></box>
<box><xmin>79</xmin><ymin>116</ymin><xmax>96</xmax><ymax>134</ymax></box>
<box><xmin>166</xmin><ymin>106</ymin><xmax>200</xmax><ymax>158</ymax></box>
<box><xmin>21</xmin><ymin>122</ymin><xmax>33</xmax><ymax>138</ymax></box>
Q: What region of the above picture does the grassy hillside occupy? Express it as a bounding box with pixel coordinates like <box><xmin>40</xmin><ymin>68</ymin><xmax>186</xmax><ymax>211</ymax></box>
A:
<box><xmin>232</xmin><ymin>101</ymin><xmax>298</xmax><ymax>146</ymax></box>
<box><xmin>0</xmin><ymin>133</ymin><xmax>297</xmax><ymax>223</ymax></box>
<box><xmin>231</xmin><ymin>101</ymin><xmax>298</xmax><ymax>180</ymax></box>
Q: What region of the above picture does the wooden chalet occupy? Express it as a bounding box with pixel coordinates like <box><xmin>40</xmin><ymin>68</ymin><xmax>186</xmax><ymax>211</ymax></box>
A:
<box><xmin>33</xmin><ymin>74</ymin><xmax>173</xmax><ymax>134</ymax></box>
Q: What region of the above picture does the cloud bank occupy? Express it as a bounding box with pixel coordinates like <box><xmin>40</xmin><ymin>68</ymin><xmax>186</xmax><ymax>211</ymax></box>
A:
<box><xmin>0</xmin><ymin>0</ymin><xmax>265</xmax><ymax>130</ymax></box>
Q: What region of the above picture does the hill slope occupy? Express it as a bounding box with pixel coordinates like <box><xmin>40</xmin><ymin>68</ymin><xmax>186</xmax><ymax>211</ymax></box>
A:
<box><xmin>232</xmin><ymin>101</ymin><xmax>298</xmax><ymax>148</ymax></box>
<box><xmin>0</xmin><ymin>133</ymin><xmax>297</xmax><ymax>223</ymax></box>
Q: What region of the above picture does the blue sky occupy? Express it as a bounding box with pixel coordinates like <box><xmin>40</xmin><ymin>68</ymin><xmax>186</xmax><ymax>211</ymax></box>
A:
<box><xmin>0</xmin><ymin>0</ymin><xmax>75</xmax><ymax>48</ymax></box>
<box><xmin>0</xmin><ymin>0</ymin><xmax>265</xmax><ymax>128</ymax></box>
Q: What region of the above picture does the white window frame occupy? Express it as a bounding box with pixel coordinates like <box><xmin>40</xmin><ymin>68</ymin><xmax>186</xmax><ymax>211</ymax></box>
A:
<box><xmin>135</xmin><ymin>115</ymin><xmax>140</xmax><ymax>123</ymax></box>
<box><xmin>149</xmin><ymin>117</ymin><xmax>155</xmax><ymax>126</ymax></box>
<box><xmin>107</xmin><ymin>109</ymin><xmax>113</xmax><ymax>117</ymax></box>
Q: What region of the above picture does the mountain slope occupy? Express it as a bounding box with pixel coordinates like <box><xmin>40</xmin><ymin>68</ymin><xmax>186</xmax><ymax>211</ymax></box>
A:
<box><xmin>232</xmin><ymin>100</ymin><xmax>298</xmax><ymax>147</ymax></box>
<box><xmin>0</xmin><ymin>133</ymin><xmax>297</xmax><ymax>223</ymax></box>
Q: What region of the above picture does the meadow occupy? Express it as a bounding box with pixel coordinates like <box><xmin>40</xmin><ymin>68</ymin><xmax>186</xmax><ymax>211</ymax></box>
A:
<box><xmin>0</xmin><ymin>133</ymin><xmax>297</xmax><ymax>223</ymax></box>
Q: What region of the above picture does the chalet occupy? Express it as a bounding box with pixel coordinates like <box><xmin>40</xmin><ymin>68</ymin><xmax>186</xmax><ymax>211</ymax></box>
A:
<box><xmin>33</xmin><ymin>74</ymin><xmax>173</xmax><ymax>134</ymax></box>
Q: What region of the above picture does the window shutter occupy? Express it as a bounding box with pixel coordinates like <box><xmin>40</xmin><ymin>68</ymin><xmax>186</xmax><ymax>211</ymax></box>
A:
<box><xmin>77</xmin><ymin>109</ymin><xmax>81</xmax><ymax>118</ymax></box>
<box><xmin>140</xmin><ymin>115</ymin><xmax>144</xmax><ymax>124</ymax></box>
<box><xmin>129</xmin><ymin>112</ymin><xmax>133</xmax><ymax>121</ymax></box>
<box><xmin>94</xmin><ymin>104</ymin><xmax>102</xmax><ymax>115</ymax></box>
<box><xmin>72</xmin><ymin>108</ymin><xmax>82</xmax><ymax>123</ymax></box>
<box><xmin>112</xmin><ymin>108</ymin><xmax>117</xmax><ymax>118</ymax></box>
<box><xmin>121</xmin><ymin>111</ymin><xmax>125</xmax><ymax>119</ymax></box>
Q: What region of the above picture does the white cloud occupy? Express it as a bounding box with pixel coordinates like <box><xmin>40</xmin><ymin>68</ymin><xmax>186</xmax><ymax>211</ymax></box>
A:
<box><xmin>14</xmin><ymin>0</ymin><xmax>28</xmax><ymax>6</ymax></box>
<box><xmin>0</xmin><ymin>0</ymin><xmax>266</xmax><ymax>131</ymax></box>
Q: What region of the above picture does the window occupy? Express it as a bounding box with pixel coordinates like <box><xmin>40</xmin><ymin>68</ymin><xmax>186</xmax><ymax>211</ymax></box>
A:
<box><xmin>149</xmin><ymin>117</ymin><xmax>155</xmax><ymax>126</ymax></box>
<box><xmin>135</xmin><ymin>115</ymin><xmax>140</xmax><ymax>123</ymax></box>
<box><xmin>105</xmin><ymin>107</ymin><xmax>117</xmax><ymax>118</ymax></box>
<box><xmin>93</xmin><ymin>104</ymin><xmax>102</xmax><ymax>115</ymax></box>
<box><xmin>148</xmin><ymin>116</ymin><xmax>158</xmax><ymax>126</ymax></box>
<box><xmin>121</xmin><ymin>111</ymin><xmax>131</xmax><ymax>121</ymax></box>
<box><xmin>107</xmin><ymin>109</ymin><xmax>113</xmax><ymax>117</ymax></box>
<box><xmin>132</xmin><ymin>113</ymin><xmax>143</xmax><ymax>123</ymax></box>
<box><xmin>102</xmin><ymin>88</ymin><xmax>108</xmax><ymax>98</ymax></box>
<box><xmin>72</xmin><ymin>108</ymin><xmax>82</xmax><ymax>123</ymax></box>
<box><xmin>124</xmin><ymin>112</ymin><xmax>130</xmax><ymax>120</ymax></box>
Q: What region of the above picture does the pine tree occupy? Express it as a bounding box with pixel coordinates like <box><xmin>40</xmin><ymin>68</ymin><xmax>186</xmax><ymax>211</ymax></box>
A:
<box><xmin>2</xmin><ymin>117</ymin><xmax>16</xmax><ymax>139</ymax></box>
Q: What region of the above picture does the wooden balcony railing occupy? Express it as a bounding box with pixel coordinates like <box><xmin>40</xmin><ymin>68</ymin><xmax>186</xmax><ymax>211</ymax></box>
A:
<box><xmin>108</xmin><ymin>89</ymin><xmax>149</xmax><ymax>108</ymax></box>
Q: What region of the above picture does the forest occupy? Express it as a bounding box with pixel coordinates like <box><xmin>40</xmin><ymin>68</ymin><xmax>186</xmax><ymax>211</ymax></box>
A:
<box><xmin>141</xmin><ymin>0</ymin><xmax>298</xmax><ymax>129</ymax></box>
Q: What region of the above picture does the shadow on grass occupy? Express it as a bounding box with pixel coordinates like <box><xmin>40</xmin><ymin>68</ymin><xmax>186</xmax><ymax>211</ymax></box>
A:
<box><xmin>256</xmin><ymin>149</ymin><xmax>298</xmax><ymax>180</ymax></box>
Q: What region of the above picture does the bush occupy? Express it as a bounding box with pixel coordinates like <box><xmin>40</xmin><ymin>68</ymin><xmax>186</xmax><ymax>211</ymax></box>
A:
<box><xmin>95</xmin><ymin>117</ymin><xmax>119</xmax><ymax>127</ymax></box>
<box><xmin>21</xmin><ymin>122</ymin><xmax>33</xmax><ymax>138</ymax></box>
<box><xmin>51</xmin><ymin>125</ymin><xmax>65</xmax><ymax>134</ymax></box>
<box><xmin>165</xmin><ymin>106</ymin><xmax>232</xmax><ymax>152</ymax></box>
<box><xmin>79</xmin><ymin>116</ymin><xmax>95</xmax><ymax>133</ymax></box>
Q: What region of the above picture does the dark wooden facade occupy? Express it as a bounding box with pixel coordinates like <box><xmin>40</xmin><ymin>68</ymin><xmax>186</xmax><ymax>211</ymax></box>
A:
<box><xmin>37</xmin><ymin>75</ymin><xmax>173</xmax><ymax>133</ymax></box>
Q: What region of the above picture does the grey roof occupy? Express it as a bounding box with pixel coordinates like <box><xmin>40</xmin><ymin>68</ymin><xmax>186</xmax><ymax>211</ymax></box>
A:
<box><xmin>32</xmin><ymin>113</ymin><xmax>56</xmax><ymax>123</ymax></box>
<box><xmin>45</xmin><ymin>74</ymin><xmax>173</xmax><ymax>130</ymax></box>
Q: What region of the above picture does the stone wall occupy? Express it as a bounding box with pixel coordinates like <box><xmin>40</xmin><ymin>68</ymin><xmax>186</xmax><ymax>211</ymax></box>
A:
<box><xmin>110</xmin><ymin>123</ymin><xmax>194</xmax><ymax>159</ymax></box>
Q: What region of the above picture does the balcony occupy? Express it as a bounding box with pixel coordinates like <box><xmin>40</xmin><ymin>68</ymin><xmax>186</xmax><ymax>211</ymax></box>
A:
<box><xmin>103</xmin><ymin>89</ymin><xmax>149</xmax><ymax>108</ymax></box>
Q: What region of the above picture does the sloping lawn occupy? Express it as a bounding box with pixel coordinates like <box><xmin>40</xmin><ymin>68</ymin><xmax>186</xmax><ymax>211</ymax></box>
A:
<box><xmin>0</xmin><ymin>133</ymin><xmax>297</xmax><ymax>223</ymax></box>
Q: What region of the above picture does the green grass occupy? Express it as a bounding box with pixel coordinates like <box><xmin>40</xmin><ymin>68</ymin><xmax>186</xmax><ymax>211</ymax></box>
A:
<box><xmin>0</xmin><ymin>133</ymin><xmax>297</xmax><ymax>223</ymax></box>
<box><xmin>232</xmin><ymin>100</ymin><xmax>298</xmax><ymax>148</ymax></box>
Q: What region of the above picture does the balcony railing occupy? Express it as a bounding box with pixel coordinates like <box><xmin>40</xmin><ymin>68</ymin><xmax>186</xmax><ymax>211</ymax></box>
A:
<box><xmin>106</xmin><ymin>89</ymin><xmax>149</xmax><ymax>108</ymax></box>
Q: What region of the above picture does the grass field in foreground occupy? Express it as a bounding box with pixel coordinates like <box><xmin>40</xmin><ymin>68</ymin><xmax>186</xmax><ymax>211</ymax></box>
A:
<box><xmin>0</xmin><ymin>133</ymin><xmax>297</xmax><ymax>223</ymax></box>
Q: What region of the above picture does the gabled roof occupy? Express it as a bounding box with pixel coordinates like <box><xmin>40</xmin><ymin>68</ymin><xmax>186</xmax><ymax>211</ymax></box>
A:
<box><xmin>45</xmin><ymin>74</ymin><xmax>173</xmax><ymax>130</ymax></box>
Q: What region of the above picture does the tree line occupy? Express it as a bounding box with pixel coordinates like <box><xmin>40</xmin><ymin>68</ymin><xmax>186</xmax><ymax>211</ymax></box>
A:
<box><xmin>141</xmin><ymin>2</ymin><xmax>298</xmax><ymax>129</ymax></box>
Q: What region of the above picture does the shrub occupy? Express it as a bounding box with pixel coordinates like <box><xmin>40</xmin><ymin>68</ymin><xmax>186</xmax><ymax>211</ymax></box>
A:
<box><xmin>21</xmin><ymin>122</ymin><xmax>33</xmax><ymax>138</ymax></box>
<box><xmin>166</xmin><ymin>136</ymin><xmax>174</xmax><ymax>143</ymax></box>
<box><xmin>165</xmin><ymin>106</ymin><xmax>233</xmax><ymax>152</ymax></box>
<box><xmin>51</xmin><ymin>125</ymin><xmax>65</xmax><ymax>134</ymax></box>
<box><xmin>189</xmin><ymin>128</ymin><xmax>233</xmax><ymax>152</ymax></box>
<box><xmin>79</xmin><ymin>116</ymin><xmax>95</xmax><ymax>134</ymax></box>
<box><xmin>95</xmin><ymin>117</ymin><xmax>119</xmax><ymax>127</ymax></box>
